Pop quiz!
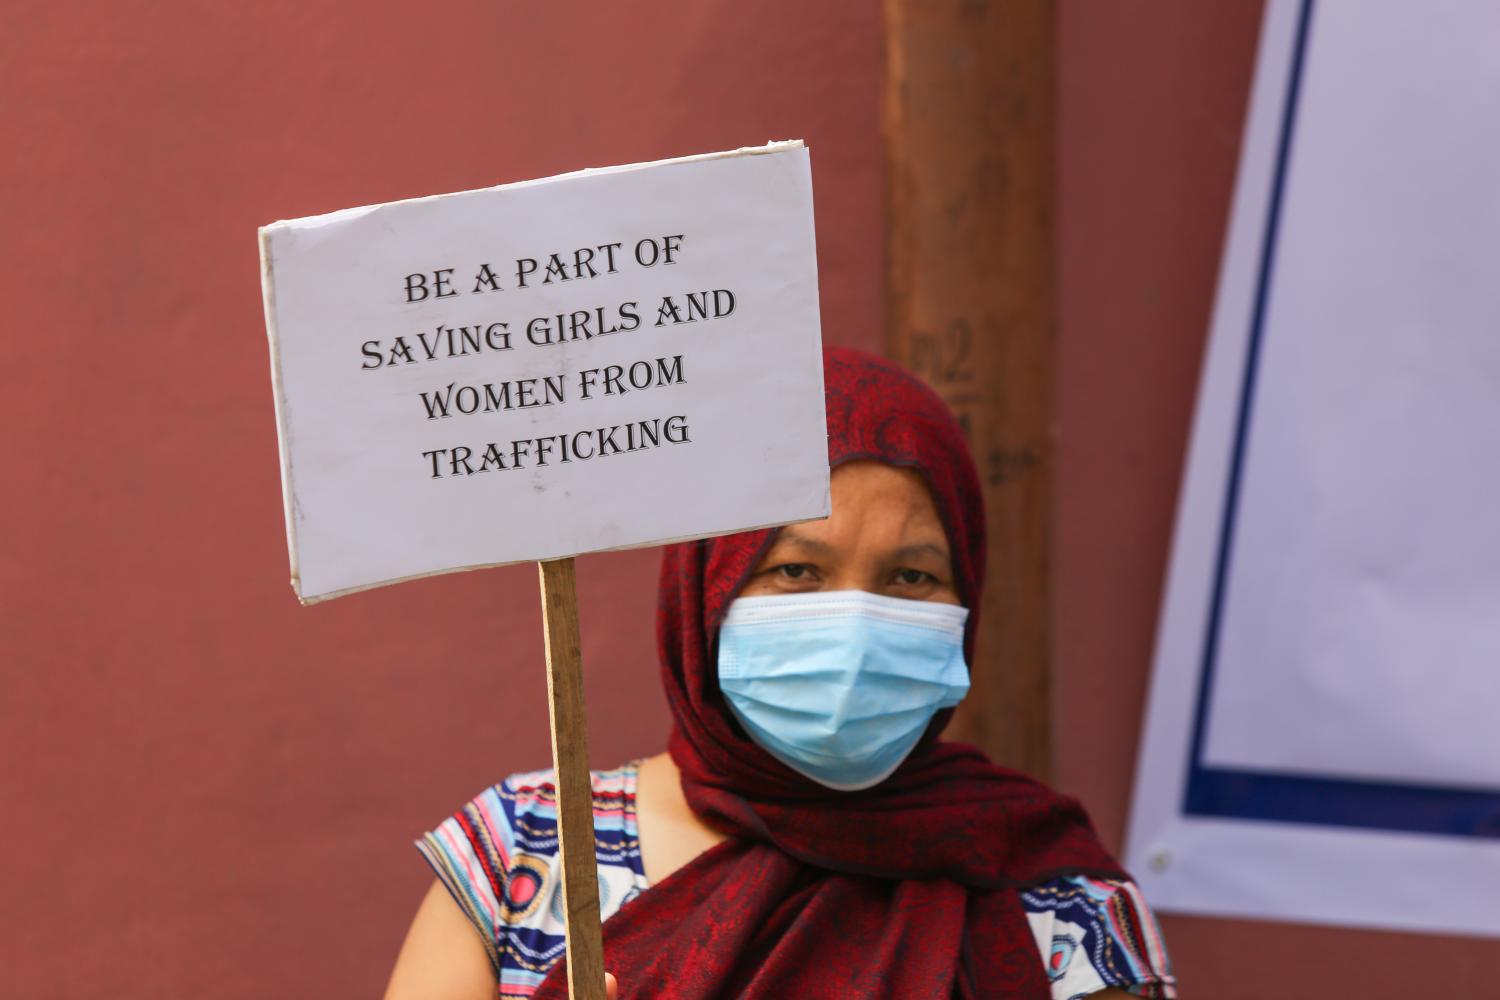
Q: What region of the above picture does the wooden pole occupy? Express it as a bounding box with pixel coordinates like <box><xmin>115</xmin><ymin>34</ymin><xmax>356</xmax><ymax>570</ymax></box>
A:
<box><xmin>884</xmin><ymin>0</ymin><xmax>1057</xmax><ymax>781</ymax></box>
<box><xmin>537</xmin><ymin>557</ymin><xmax>607</xmax><ymax>1000</ymax></box>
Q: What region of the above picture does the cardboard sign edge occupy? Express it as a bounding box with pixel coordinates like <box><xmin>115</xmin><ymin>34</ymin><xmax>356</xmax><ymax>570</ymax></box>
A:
<box><xmin>259</xmin><ymin>226</ymin><xmax>305</xmax><ymax>600</ymax></box>
<box><xmin>258</xmin><ymin>139</ymin><xmax>807</xmax><ymax>233</ymax></box>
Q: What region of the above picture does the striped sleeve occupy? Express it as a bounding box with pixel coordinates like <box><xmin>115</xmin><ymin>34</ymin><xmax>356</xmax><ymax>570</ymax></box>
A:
<box><xmin>1021</xmin><ymin>876</ymin><xmax>1176</xmax><ymax>999</ymax></box>
<box><xmin>414</xmin><ymin>781</ymin><xmax>518</xmax><ymax>973</ymax></box>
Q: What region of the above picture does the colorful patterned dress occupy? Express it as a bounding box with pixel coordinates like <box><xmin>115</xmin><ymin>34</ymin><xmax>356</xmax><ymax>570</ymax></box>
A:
<box><xmin>417</xmin><ymin>762</ymin><xmax>1175</xmax><ymax>999</ymax></box>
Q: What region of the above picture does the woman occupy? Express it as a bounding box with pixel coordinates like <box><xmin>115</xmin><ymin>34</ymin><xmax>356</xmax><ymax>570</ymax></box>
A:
<box><xmin>386</xmin><ymin>348</ymin><xmax>1175</xmax><ymax>999</ymax></box>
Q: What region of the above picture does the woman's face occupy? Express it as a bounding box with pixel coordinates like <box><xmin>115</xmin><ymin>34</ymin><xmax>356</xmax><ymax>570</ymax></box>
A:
<box><xmin>738</xmin><ymin>460</ymin><xmax>960</xmax><ymax>606</ymax></box>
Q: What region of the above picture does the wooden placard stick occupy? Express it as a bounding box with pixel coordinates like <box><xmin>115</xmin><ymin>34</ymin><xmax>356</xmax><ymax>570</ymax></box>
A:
<box><xmin>537</xmin><ymin>557</ymin><xmax>607</xmax><ymax>1000</ymax></box>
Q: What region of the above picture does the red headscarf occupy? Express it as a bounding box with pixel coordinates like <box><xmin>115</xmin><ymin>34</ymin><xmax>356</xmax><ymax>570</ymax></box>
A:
<box><xmin>539</xmin><ymin>347</ymin><xmax>1124</xmax><ymax>999</ymax></box>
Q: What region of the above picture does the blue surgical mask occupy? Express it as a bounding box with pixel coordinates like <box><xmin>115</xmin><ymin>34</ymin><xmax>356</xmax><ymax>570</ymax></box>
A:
<box><xmin>716</xmin><ymin>590</ymin><xmax>971</xmax><ymax>791</ymax></box>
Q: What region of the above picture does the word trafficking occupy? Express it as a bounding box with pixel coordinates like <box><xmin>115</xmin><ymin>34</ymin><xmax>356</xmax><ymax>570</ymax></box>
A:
<box><xmin>420</xmin><ymin>415</ymin><xmax>692</xmax><ymax>479</ymax></box>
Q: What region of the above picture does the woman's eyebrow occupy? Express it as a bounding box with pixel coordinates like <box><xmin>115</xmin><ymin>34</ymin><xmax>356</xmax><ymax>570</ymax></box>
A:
<box><xmin>889</xmin><ymin>542</ymin><xmax>950</xmax><ymax>563</ymax></box>
<box><xmin>771</xmin><ymin>531</ymin><xmax>834</xmax><ymax>556</ymax></box>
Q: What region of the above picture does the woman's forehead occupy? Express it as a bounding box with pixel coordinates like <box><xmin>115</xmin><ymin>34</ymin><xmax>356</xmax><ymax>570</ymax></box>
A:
<box><xmin>829</xmin><ymin>461</ymin><xmax>942</xmax><ymax>514</ymax></box>
<box><xmin>770</xmin><ymin>463</ymin><xmax>951</xmax><ymax>552</ymax></box>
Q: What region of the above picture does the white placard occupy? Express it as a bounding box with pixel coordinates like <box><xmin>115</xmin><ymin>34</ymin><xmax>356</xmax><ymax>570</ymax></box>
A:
<box><xmin>260</xmin><ymin>142</ymin><xmax>828</xmax><ymax>603</ymax></box>
<box><xmin>1126</xmin><ymin>0</ymin><xmax>1500</xmax><ymax>938</ymax></box>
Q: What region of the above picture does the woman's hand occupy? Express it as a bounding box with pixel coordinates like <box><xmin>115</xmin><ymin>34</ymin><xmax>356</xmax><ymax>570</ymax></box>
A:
<box><xmin>606</xmin><ymin>972</ymin><xmax>619</xmax><ymax>999</ymax></box>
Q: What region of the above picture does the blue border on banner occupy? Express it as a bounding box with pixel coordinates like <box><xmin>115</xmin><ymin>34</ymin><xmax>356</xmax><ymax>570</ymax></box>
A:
<box><xmin>1182</xmin><ymin>0</ymin><xmax>1500</xmax><ymax>840</ymax></box>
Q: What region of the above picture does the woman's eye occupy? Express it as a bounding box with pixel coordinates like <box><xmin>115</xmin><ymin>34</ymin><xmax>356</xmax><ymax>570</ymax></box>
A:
<box><xmin>776</xmin><ymin>564</ymin><xmax>813</xmax><ymax>580</ymax></box>
<box><xmin>896</xmin><ymin>568</ymin><xmax>933</xmax><ymax>586</ymax></box>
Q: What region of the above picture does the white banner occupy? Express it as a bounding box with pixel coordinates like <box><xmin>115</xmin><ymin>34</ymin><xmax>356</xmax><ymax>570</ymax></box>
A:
<box><xmin>1126</xmin><ymin>0</ymin><xmax>1500</xmax><ymax>936</ymax></box>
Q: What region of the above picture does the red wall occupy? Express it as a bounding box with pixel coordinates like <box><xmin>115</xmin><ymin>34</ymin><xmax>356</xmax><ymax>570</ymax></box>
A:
<box><xmin>7</xmin><ymin>2</ymin><xmax>1497</xmax><ymax>997</ymax></box>
<box><xmin>1055</xmin><ymin>3</ymin><xmax>1500</xmax><ymax>995</ymax></box>
<box><xmin>1</xmin><ymin>4</ymin><xmax>879</xmax><ymax>996</ymax></box>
